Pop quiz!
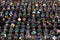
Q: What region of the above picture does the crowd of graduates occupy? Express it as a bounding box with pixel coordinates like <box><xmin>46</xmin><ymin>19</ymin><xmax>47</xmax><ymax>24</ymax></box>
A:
<box><xmin>0</xmin><ymin>0</ymin><xmax>60</xmax><ymax>40</ymax></box>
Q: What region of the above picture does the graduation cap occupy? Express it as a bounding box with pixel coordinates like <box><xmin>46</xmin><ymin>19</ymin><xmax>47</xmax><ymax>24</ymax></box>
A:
<box><xmin>3</xmin><ymin>28</ymin><xmax>7</xmax><ymax>31</ymax></box>
<box><xmin>15</xmin><ymin>29</ymin><xmax>19</xmax><ymax>33</ymax></box>
<box><xmin>4</xmin><ymin>24</ymin><xmax>9</xmax><ymax>28</ymax></box>
<box><xmin>39</xmin><ymin>9</ymin><xmax>42</xmax><ymax>11</ymax></box>
<box><xmin>32</xmin><ymin>14</ymin><xmax>35</xmax><ymax>17</ymax></box>
<box><xmin>26</xmin><ymin>25</ymin><xmax>30</xmax><ymax>28</ymax></box>
<box><xmin>31</xmin><ymin>24</ymin><xmax>36</xmax><ymax>28</ymax></box>
<box><xmin>23</xmin><ymin>18</ymin><xmax>26</xmax><ymax>21</ymax></box>
<box><xmin>17</xmin><ymin>2</ymin><xmax>20</xmax><ymax>6</ymax></box>
<box><xmin>25</xmin><ymin>2</ymin><xmax>28</xmax><ymax>5</ymax></box>
<box><xmin>0</xmin><ymin>12</ymin><xmax>3</xmax><ymax>16</ymax></box>
<box><xmin>17</xmin><ymin>22</ymin><xmax>20</xmax><ymax>25</ymax></box>
<box><xmin>7</xmin><ymin>6</ymin><xmax>10</xmax><ymax>10</ymax></box>
<box><xmin>18</xmin><ymin>17</ymin><xmax>21</xmax><ymax>21</ymax></box>
<box><xmin>50</xmin><ymin>30</ymin><xmax>55</xmax><ymax>35</ymax></box>
<box><xmin>35</xmin><ymin>3</ymin><xmax>38</xmax><ymax>7</ymax></box>
<box><xmin>20</xmin><ymin>28</ymin><xmax>25</xmax><ymax>33</ymax></box>
<box><xmin>2</xmin><ymin>0</ymin><xmax>5</xmax><ymax>3</ymax></box>
<box><xmin>23</xmin><ymin>9</ymin><xmax>26</xmax><ymax>13</ymax></box>
<box><xmin>5</xmin><ymin>16</ymin><xmax>8</xmax><ymax>18</ymax></box>
<box><xmin>19</xmin><ymin>36</ymin><xmax>22</xmax><ymax>39</ymax></box>
<box><xmin>10</xmin><ymin>23</ymin><xmax>15</xmax><ymax>28</ymax></box>
<box><xmin>37</xmin><ymin>33</ymin><xmax>40</xmax><ymax>36</ymax></box>
<box><xmin>10</xmin><ymin>2</ymin><xmax>13</xmax><ymax>5</ymax></box>
<box><xmin>9</xmin><ymin>11</ymin><xmax>13</xmax><ymax>17</ymax></box>
<box><xmin>38</xmin><ymin>25</ymin><xmax>41</xmax><ymax>28</ymax></box>
<box><xmin>32</xmin><ymin>10</ymin><xmax>36</xmax><ymax>14</ymax></box>
<box><xmin>11</xmin><ymin>20</ymin><xmax>16</xmax><ymax>23</ymax></box>
<box><xmin>37</xmin><ymin>11</ymin><xmax>40</xmax><ymax>14</ymax></box>
<box><xmin>0</xmin><ymin>32</ymin><xmax>4</xmax><ymax>38</ymax></box>
<box><xmin>43</xmin><ymin>3</ymin><xmax>46</xmax><ymax>6</ymax></box>
<box><xmin>31</xmin><ymin>31</ymin><xmax>36</xmax><ymax>35</ymax></box>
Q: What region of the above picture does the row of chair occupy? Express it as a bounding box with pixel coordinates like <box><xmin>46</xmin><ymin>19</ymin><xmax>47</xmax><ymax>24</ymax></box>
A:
<box><xmin>0</xmin><ymin>0</ymin><xmax>60</xmax><ymax>40</ymax></box>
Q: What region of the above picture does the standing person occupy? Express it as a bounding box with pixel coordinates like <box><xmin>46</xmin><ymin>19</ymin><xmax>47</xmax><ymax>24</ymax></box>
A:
<box><xmin>25</xmin><ymin>31</ymin><xmax>32</xmax><ymax>40</ymax></box>
<box><xmin>50</xmin><ymin>30</ymin><xmax>57</xmax><ymax>40</ymax></box>
<box><xmin>31</xmin><ymin>30</ymin><xmax>38</xmax><ymax>40</ymax></box>
<box><xmin>52</xmin><ymin>36</ymin><xmax>57</xmax><ymax>40</ymax></box>
<box><xmin>37</xmin><ymin>33</ymin><xmax>41</xmax><ymax>40</ymax></box>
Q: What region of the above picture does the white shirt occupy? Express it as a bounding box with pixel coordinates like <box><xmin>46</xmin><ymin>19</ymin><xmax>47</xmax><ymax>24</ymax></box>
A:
<box><xmin>52</xmin><ymin>36</ymin><xmax>57</xmax><ymax>40</ymax></box>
